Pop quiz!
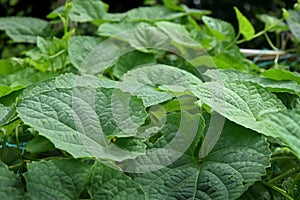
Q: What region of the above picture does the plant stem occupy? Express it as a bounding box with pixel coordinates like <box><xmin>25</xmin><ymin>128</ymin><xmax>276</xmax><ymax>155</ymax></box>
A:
<box><xmin>288</xmin><ymin>172</ymin><xmax>300</xmax><ymax>194</ymax></box>
<box><xmin>261</xmin><ymin>180</ymin><xmax>294</xmax><ymax>200</ymax></box>
<box><xmin>268</xmin><ymin>167</ymin><xmax>300</xmax><ymax>184</ymax></box>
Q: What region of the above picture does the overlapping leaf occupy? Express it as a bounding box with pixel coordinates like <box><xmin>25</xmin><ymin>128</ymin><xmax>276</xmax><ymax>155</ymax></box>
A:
<box><xmin>262</xmin><ymin>109</ymin><xmax>300</xmax><ymax>158</ymax></box>
<box><xmin>0</xmin><ymin>17</ymin><xmax>51</xmax><ymax>43</ymax></box>
<box><xmin>69</xmin><ymin>0</ymin><xmax>108</xmax><ymax>23</ymax></box>
<box><xmin>0</xmin><ymin>161</ymin><xmax>24</xmax><ymax>200</ymax></box>
<box><xmin>132</xmin><ymin>121</ymin><xmax>270</xmax><ymax>200</ymax></box>
<box><xmin>205</xmin><ymin>68</ymin><xmax>300</xmax><ymax>94</ymax></box>
<box><xmin>118</xmin><ymin>64</ymin><xmax>203</xmax><ymax>107</ymax></box>
<box><xmin>88</xmin><ymin>160</ymin><xmax>145</xmax><ymax>199</ymax></box>
<box><xmin>17</xmin><ymin>74</ymin><xmax>148</xmax><ymax>161</ymax></box>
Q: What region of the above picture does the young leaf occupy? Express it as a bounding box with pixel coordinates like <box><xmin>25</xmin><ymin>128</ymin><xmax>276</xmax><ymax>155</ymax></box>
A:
<box><xmin>132</xmin><ymin>120</ymin><xmax>270</xmax><ymax>200</ymax></box>
<box><xmin>0</xmin><ymin>161</ymin><xmax>24</xmax><ymax>200</ymax></box>
<box><xmin>24</xmin><ymin>159</ymin><xmax>90</xmax><ymax>200</ymax></box>
<box><xmin>0</xmin><ymin>17</ymin><xmax>51</xmax><ymax>43</ymax></box>
<box><xmin>234</xmin><ymin>7</ymin><xmax>255</xmax><ymax>40</ymax></box>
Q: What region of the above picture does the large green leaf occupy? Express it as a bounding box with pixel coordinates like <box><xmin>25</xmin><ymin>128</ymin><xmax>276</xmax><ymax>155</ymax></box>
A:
<box><xmin>17</xmin><ymin>74</ymin><xmax>147</xmax><ymax>161</ymax></box>
<box><xmin>118</xmin><ymin>64</ymin><xmax>203</xmax><ymax>107</ymax></box>
<box><xmin>88</xmin><ymin>160</ymin><xmax>145</xmax><ymax>199</ymax></box>
<box><xmin>69</xmin><ymin>0</ymin><xmax>108</xmax><ymax>23</ymax></box>
<box><xmin>193</xmin><ymin>80</ymin><xmax>286</xmax><ymax>137</ymax></box>
<box><xmin>68</xmin><ymin>36</ymin><xmax>103</xmax><ymax>69</ymax></box>
<box><xmin>0</xmin><ymin>161</ymin><xmax>24</xmax><ymax>200</ymax></box>
<box><xmin>205</xmin><ymin>69</ymin><xmax>300</xmax><ymax>94</ymax></box>
<box><xmin>234</xmin><ymin>7</ymin><xmax>255</xmax><ymax>40</ymax></box>
<box><xmin>132</xmin><ymin>120</ymin><xmax>270</xmax><ymax>199</ymax></box>
<box><xmin>24</xmin><ymin>159</ymin><xmax>90</xmax><ymax>200</ymax></box>
<box><xmin>262</xmin><ymin>109</ymin><xmax>300</xmax><ymax>159</ymax></box>
<box><xmin>0</xmin><ymin>17</ymin><xmax>51</xmax><ymax>43</ymax></box>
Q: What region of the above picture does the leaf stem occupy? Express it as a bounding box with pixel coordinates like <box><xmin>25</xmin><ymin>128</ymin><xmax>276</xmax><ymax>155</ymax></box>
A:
<box><xmin>268</xmin><ymin>167</ymin><xmax>300</xmax><ymax>184</ymax></box>
<box><xmin>261</xmin><ymin>180</ymin><xmax>294</xmax><ymax>200</ymax></box>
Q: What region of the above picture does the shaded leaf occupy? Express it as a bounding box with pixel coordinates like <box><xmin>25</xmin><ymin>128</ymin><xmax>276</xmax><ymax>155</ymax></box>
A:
<box><xmin>132</xmin><ymin>120</ymin><xmax>270</xmax><ymax>200</ymax></box>
<box><xmin>88</xmin><ymin>160</ymin><xmax>145</xmax><ymax>199</ymax></box>
<box><xmin>0</xmin><ymin>161</ymin><xmax>24</xmax><ymax>200</ymax></box>
<box><xmin>24</xmin><ymin>159</ymin><xmax>90</xmax><ymax>200</ymax></box>
<box><xmin>0</xmin><ymin>17</ymin><xmax>51</xmax><ymax>43</ymax></box>
<box><xmin>68</xmin><ymin>36</ymin><xmax>103</xmax><ymax>69</ymax></box>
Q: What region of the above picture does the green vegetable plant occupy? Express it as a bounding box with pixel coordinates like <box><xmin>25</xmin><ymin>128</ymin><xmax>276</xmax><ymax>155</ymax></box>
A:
<box><xmin>0</xmin><ymin>0</ymin><xmax>299</xmax><ymax>199</ymax></box>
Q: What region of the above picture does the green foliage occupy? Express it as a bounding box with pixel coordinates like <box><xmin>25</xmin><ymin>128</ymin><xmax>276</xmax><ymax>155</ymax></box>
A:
<box><xmin>0</xmin><ymin>0</ymin><xmax>300</xmax><ymax>199</ymax></box>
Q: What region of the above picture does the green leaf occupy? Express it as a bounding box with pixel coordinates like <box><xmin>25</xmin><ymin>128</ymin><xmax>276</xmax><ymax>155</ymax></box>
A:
<box><xmin>286</xmin><ymin>10</ymin><xmax>300</xmax><ymax>42</ymax></box>
<box><xmin>163</xmin><ymin>0</ymin><xmax>184</xmax><ymax>11</ymax></box>
<box><xmin>68</xmin><ymin>36</ymin><xmax>103</xmax><ymax>69</ymax></box>
<box><xmin>113</xmin><ymin>50</ymin><xmax>156</xmax><ymax>78</ymax></box>
<box><xmin>0</xmin><ymin>17</ymin><xmax>51</xmax><ymax>43</ymax></box>
<box><xmin>155</xmin><ymin>21</ymin><xmax>201</xmax><ymax>48</ymax></box>
<box><xmin>0</xmin><ymin>104</ymin><xmax>15</xmax><ymax>126</ymax></box>
<box><xmin>238</xmin><ymin>181</ymin><xmax>271</xmax><ymax>200</ymax></box>
<box><xmin>125</xmin><ymin>6</ymin><xmax>185</xmax><ymax>22</ymax></box>
<box><xmin>202</xmin><ymin>16</ymin><xmax>236</xmax><ymax>40</ymax></box>
<box><xmin>25</xmin><ymin>135</ymin><xmax>56</xmax><ymax>153</ymax></box>
<box><xmin>257</xmin><ymin>14</ymin><xmax>288</xmax><ymax>33</ymax></box>
<box><xmin>205</xmin><ymin>68</ymin><xmax>300</xmax><ymax>94</ymax></box>
<box><xmin>211</xmin><ymin>53</ymin><xmax>248</xmax><ymax>70</ymax></box>
<box><xmin>262</xmin><ymin>68</ymin><xmax>300</xmax><ymax>84</ymax></box>
<box><xmin>193</xmin><ymin>80</ymin><xmax>286</xmax><ymax>136</ymax></box>
<box><xmin>17</xmin><ymin>74</ymin><xmax>147</xmax><ymax>161</ymax></box>
<box><xmin>79</xmin><ymin>39</ymin><xmax>119</xmax><ymax>75</ymax></box>
<box><xmin>234</xmin><ymin>7</ymin><xmax>255</xmax><ymax>40</ymax></box>
<box><xmin>87</xmin><ymin>160</ymin><xmax>145</xmax><ymax>199</ymax></box>
<box><xmin>0</xmin><ymin>161</ymin><xmax>24</xmax><ymax>200</ymax></box>
<box><xmin>118</xmin><ymin>64</ymin><xmax>203</xmax><ymax>107</ymax></box>
<box><xmin>132</xmin><ymin>120</ymin><xmax>270</xmax><ymax>200</ymax></box>
<box><xmin>24</xmin><ymin>159</ymin><xmax>90</xmax><ymax>200</ymax></box>
<box><xmin>0</xmin><ymin>67</ymin><xmax>58</xmax><ymax>98</ymax></box>
<box><xmin>69</xmin><ymin>0</ymin><xmax>108</xmax><ymax>23</ymax></box>
<box><xmin>262</xmin><ymin>109</ymin><xmax>300</xmax><ymax>159</ymax></box>
<box><xmin>97</xmin><ymin>21</ymin><xmax>151</xmax><ymax>37</ymax></box>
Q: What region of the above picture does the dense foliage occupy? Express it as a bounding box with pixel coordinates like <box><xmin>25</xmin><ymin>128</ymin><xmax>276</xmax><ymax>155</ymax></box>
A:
<box><xmin>0</xmin><ymin>0</ymin><xmax>300</xmax><ymax>199</ymax></box>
